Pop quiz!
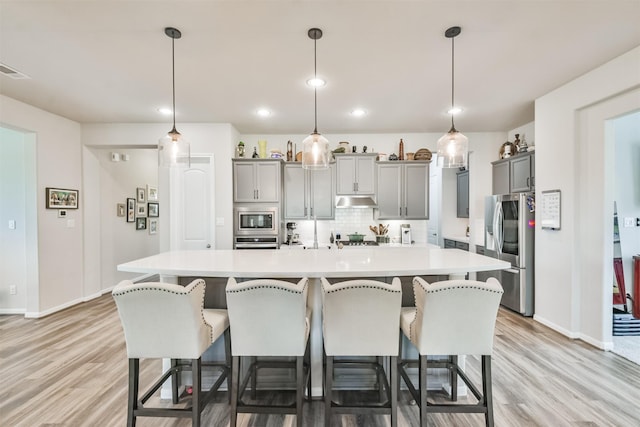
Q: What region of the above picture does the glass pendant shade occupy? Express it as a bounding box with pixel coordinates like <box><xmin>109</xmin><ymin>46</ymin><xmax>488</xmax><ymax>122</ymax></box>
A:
<box><xmin>158</xmin><ymin>128</ymin><xmax>190</xmax><ymax>168</ymax></box>
<box><xmin>302</xmin><ymin>131</ymin><xmax>329</xmax><ymax>170</ymax></box>
<box><xmin>437</xmin><ymin>128</ymin><xmax>468</xmax><ymax>168</ymax></box>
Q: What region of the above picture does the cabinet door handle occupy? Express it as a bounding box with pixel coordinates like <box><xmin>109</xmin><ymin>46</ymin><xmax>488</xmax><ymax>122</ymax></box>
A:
<box><xmin>304</xmin><ymin>207</ymin><xmax>307</xmax><ymax>216</ymax></box>
<box><xmin>400</xmin><ymin>207</ymin><xmax>402</xmax><ymax>216</ymax></box>
<box><xmin>527</xmin><ymin>177</ymin><xmax>530</xmax><ymax>188</ymax></box>
<box><xmin>310</xmin><ymin>207</ymin><xmax>314</xmax><ymax>216</ymax></box>
<box><xmin>405</xmin><ymin>206</ymin><xmax>408</xmax><ymax>216</ymax></box>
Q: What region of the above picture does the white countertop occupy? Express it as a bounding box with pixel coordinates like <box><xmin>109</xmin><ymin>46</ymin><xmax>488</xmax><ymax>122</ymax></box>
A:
<box><xmin>118</xmin><ymin>246</ymin><xmax>510</xmax><ymax>278</ymax></box>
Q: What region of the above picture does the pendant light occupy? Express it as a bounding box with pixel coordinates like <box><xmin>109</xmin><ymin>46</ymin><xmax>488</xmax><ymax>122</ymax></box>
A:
<box><xmin>437</xmin><ymin>26</ymin><xmax>468</xmax><ymax>169</ymax></box>
<box><xmin>301</xmin><ymin>28</ymin><xmax>330</xmax><ymax>170</ymax></box>
<box><xmin>158</xmin><ymin>27</ymin><xmax>190</xmax><ymax>168</ymax></box>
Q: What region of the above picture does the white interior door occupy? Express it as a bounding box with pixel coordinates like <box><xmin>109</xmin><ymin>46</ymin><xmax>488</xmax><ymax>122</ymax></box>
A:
<box><xmin>170</xmin><ymin>155</ymin><xmax>215</xmax><ymax>250</ymax></box>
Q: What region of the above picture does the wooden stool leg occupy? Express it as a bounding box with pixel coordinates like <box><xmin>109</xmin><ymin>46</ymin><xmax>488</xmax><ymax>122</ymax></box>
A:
<box><xmin>171</xmin><ymin>359</ymin><xmax>179</xmax><ymax>404</ymax></box>
<box><xmin>230</xmin><ymin>356</ymin><xmax>240</xmax><ymax>427</ymax></box>
<box><xmin>450</xmin><ymin>355</ymin><xmax>458</xmax><ymax>401</ymax></box>
<box><xmin>250</xmin><ymin>356</ymin><xmax>257</xmax><ymax>399</ymax></box>
<box><xmin>419</xmin><ymin>355</ymin><xmax>428</xmax><ymax>427</ymax></box>
<box><xmin>296</xmin><ymin>355</ymin><xmax>304</xmax><ymax>427</ymax></box>
<box><xmin>390</xmin><ymin>355</ymin><xmax>398</xmax><ymax>427</ymax></box>
<box><xmin>192</xmin><ymin>358</ymin><xmax>202</xmax><ymax>427</ymax></box>
<box><xmin>127</xmin><ymin>359</ymin><xmax>139</xmax><ymax>427</ymax></box>
<box><xmin>224</xmin><ymin>329</ymin><xmax>232</xmax><ymax>404</ymax></box>
<box><xmin>325</xmin><ymin>356</ymin><xmax>333</xmax><ymax>427</ymax></box>
<box><xmin>483</xmin><ymin>355</ymin><xmax>494</xmax><ymax>427</ymax></box>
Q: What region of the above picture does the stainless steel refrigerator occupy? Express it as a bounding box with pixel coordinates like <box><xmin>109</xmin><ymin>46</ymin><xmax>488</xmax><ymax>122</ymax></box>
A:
<box><xmin>480</xmin><ymin>193</ymin><xmax>535</xmax><ymax>316</ymax></box>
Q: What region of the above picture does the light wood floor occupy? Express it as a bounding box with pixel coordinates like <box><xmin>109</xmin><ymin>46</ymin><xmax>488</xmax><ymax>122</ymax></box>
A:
<box><xmin>1</xmin><ymin>294</ymin><xmax>639</xmax><ymax>426</ymax></box>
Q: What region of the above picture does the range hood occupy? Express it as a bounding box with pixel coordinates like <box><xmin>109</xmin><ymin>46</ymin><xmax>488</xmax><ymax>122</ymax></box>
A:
<box><xmin>335</xmin><ymin>196</ymin><xmax>377</xmax><ymax>208</ymax></box>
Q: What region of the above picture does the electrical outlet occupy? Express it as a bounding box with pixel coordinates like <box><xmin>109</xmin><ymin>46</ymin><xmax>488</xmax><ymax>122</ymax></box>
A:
<box><xmin>623</xmin><ymin>217</ymin><xmax>634</xmax><ymax>227</ymax></box>
<box><xmin>9</xmin><ymin>285</ymin><xmax>17</xmax><ymax>295</ymax></box>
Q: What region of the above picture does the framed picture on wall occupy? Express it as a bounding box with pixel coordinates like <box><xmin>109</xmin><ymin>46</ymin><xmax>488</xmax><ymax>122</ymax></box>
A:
<box><xmin>147</xmin><ymin>185</ymin><xmax>158</xmax><ymax>202</ymax></box>
<box><xmin>136</xmin><ymin>203</ymin><xmax>147</xmax><ymax>217</ymax></box>
<box><xmin>136</xmin><ymin>187</ymin><xmax>146</xmax><ymax>203</ymax></box>
<box><xmin>126</xmin><ymin>198</ymin><xmax>135</xmax><ymax>222</ymax></box>
<box><xmin>136</xmin><ymin>217</ymin><xmax>147</xmax><ymax>230</ymax></box>
<box><xmin>148</xmin><ymin>202</ymin><xmax>159</xmax><ymax>217</ymax></box>
<box><xmin>117</xmin><ymin>203</ymin><xmax>125</xmax><ymax>217</ymax></box>
<box><xmin>46</xmin><ymin>187</ymin><xmax>79</xmax><ymax>209</ymax></box>
<box><xmin>149</xmin><ymin>219</ymin><xmax>158</xmax><ymax>235</ymax></box>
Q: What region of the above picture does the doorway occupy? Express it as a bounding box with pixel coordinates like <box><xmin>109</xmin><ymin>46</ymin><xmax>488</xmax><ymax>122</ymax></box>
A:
<box><xmin>0</xmin><ymin>126</ymin><xmax>38</xmax><ymax>315</ymax></box>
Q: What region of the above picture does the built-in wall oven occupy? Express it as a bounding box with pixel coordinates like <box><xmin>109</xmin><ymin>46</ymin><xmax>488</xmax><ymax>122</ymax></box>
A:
<box><xmin>233</xmin><ymin>206</ymin><xmax>280</xmax><ymax>249</ymax></box>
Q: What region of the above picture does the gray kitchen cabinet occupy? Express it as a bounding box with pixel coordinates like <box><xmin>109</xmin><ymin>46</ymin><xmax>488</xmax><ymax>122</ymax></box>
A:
<box><xmin>335</xmin><ymin>154</ymin><xmax>377</xmax><ymax>195</ymax></box>
<box><xmin>510</xmin><ymin>152</ymin><xmax>534</xmax><ymax>192</ymax></box>
<box><xmin>492</xmin><ymin>152</ymin><xmax>535</xmax><ymax>194</ymax></box>
<box><xmin>375</xmin><ymin>161</ymin><xmax>429</xmax><ymax>220</ymax></box>
<box><xmin>444</xmin><ymin>238</ymin><xmax>469</xmax><ymax>251</ymax></box>
<box><xmin>233</xmin><ymin>159</ymin><xmax>281</xmax><ymax>203</ymax></box>
<box><xmin>492</xmin><ymin>159</ymin><xmax>510</xmax><ymax>195</ymax></box>
<box><xmin>456</xmin><ymin>169</ymin><xmax>469</xmax><ymax>218</ymax></box>
<box><xmin>283</xmin><ymin>163</ymin><xmax>335</xmax><ymax>220</ymax></box>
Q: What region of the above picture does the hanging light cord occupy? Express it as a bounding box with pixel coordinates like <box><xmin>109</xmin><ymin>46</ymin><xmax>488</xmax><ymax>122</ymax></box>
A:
<box><xmin>450</xmin><ymin>34</ymin><xmax>456</xmax><ymax>132</ymax></box>
<box><xmin>313</xmin><ymin>36</ymin><xmax>318</xmax><ymax>134</ymax></box>
<box><xmin>170</xmin><ymin>35</ymin><xmax>178</xmax><ymax>135</ymax></box>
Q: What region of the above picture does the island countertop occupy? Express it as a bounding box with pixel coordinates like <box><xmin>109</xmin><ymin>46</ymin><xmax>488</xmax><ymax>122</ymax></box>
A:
<box><xmin>117</xmin><ymin>246</ymin><xmax>510</xmax><ymax>278</ymax></box>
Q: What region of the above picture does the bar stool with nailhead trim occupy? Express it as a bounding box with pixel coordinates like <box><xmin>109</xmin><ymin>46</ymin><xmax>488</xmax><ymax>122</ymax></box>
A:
<box><xmin>321</xmin><ymin>277</ymin><xmax>402</xmax><ymax>427</ymax></box>
<box><xmin>398</xmin><ymin>277</ymin><xmax>504</xmax><ymax>427</ymax></box>
<box><xmin>225</xmin><ymin>277</ymin><xmax>311</xmax><ymax>427</ymax></box>
<box><xmin>112</xmin><ymin>279</ymin><xmax>230</xmax><ymax>427</ymax></box>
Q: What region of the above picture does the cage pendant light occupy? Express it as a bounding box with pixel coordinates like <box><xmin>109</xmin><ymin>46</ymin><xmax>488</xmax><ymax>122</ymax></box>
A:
<box><xmin>158</xmin><ymin>27</ymin><xmax>190</xmax><ymax>168</ymax></box>
<box><xmin>437</xmin><ymin>26</ymin><xmax>468</xmax><ymax>169</ymax></box>
<box><xmin>302</xmin><ymin>28</ymin><xmax>330</xmax><ymax>170</ymax></box>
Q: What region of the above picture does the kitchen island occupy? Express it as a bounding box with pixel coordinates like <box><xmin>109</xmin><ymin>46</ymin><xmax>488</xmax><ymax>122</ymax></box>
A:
<box><xmin>118</xmin><ymin>246</ymin><xmax>510</xmax><ymax>397</ymax></box>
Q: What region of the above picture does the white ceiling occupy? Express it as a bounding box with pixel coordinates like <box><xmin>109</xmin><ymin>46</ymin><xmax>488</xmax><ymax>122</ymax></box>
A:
<box><xmin>1</xmin><ymin>1</ymin><xmax>639</xmax><ymax>135</ymax></box>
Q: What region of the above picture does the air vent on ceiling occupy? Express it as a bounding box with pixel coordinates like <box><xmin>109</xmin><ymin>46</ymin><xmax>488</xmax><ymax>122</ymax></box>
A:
<box><xmin>0</xmin><ymin>63</ymin><xmax>30</xmax><ymax>79</ymax></box>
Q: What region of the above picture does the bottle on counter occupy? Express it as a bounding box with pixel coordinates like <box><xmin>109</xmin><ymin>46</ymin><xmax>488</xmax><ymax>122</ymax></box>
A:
<box><xmin>252</xmin><ymin>147</ymin><xmax>259</xmax><ymax>158</ymax></box>
<box><xmin>236</xmin><ymin>141</ymin><xmax>245</xmax><ymax>158</ymax></box>
<box><xmin>287</xmin><ymin>140</ymin><xmax>293</xmax><ymax>161</ymax></box>
<box><xmin>398</xmin><ymin>138</ymin><xmax>405</xmax><ymax>160</ymax></box>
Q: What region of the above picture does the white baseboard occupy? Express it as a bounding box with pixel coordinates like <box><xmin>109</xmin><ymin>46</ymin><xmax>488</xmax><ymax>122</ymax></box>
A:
<box><xmin>533</xmin><ymin>314</ymin><xmax>579</xmax><ymax>339</ymax></box>
<box><xmin>0</xmin><ymin>308</ymin><xmax>26</xmax><ymax>315</ymax></box>
<box><xmin>25</xmin><ymin>296</ymin><xmax>86</xmax><ymax>318</ymax></box>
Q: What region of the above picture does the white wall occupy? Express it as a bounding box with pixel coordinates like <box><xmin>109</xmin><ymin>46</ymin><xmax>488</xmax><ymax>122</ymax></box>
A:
<box><xmin>614</xmin><ymin>111</ymin><xmax>640</xmax><ymax>301</ymax></box>
<box><xmin>82</xmin><ymin>123</ymin><xmax>237</xmax><ymax>251</ymax></box>
<box><xmin>534</xmin><ymin>45</ymin><xmax>640</xmax><ymax>346</ymax></box>
<box><xmin>0</xmin><ymin>128</ymin><xmax>29</xmax><ymax>312</ymax></box>
<box><xmin>1</xmin><ymin>95</ymin><xmax>83</xmax><ymax>316</ymax></box>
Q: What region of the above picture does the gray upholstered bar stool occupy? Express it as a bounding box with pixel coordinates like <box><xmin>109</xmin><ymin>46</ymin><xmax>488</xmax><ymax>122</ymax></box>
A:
<box><xmin>112</xmin><ymin>279</ymin><xmax>230</xmax><ymax>427</ymax></box>
<box><xmin>398</xmin><ymin>277</ymin><xmax>504</xmax><ymax>427</ymax></box>
<box><xmin>225</xmin><ymin>277</ymin><xmax>311</xmax><ymax>427</ymax></box>
<box><xmin>321</xmin><ymin>277</ymin><xmax>402</xmax><ymax>427</ymax></box>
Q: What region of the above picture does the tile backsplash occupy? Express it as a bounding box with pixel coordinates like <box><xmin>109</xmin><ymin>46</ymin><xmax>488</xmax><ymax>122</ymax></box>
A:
<box><xmin>291</xmin><ymin>208</ymin><xmax>427</xmax><ymax>244</ymax></box>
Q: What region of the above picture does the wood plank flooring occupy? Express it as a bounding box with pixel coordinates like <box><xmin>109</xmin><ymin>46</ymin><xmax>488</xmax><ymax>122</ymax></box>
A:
<box><xmin>1</xmin><ymin>294</ymin><xmax>639</xmax><ymax>426</ymax></box>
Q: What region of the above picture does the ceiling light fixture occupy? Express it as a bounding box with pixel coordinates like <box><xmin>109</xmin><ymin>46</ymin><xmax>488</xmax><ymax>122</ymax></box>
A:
<box><xmin>158</xmin><ymin>27</ymin><xmax>190</xmax><ymax>168</ymax></box>
<box><xmin>306</xmin><ymin>77</ymin><xmax>326</xmax><ymax>87</ymax></box>
<box><xmin>351</xmin><ymin>108</ymin><xmax>367</xmax><ymax>117</ymax></box>
<box><xmin>256</xmin><ymin>108</ymin><xmax>271</xmax><ymax>117</ymax></box>
<box><xmin>437</xmin><ymin>26</ymin><xmax>468</xmax><ymax>169</ymax></box>
<box><xmin>447</xmin><ymin>106</ymin><xmax>462</xmax><ymax>115</ymax></box>
<box><xmin>157</xmin><ymin>107</ymin><xmax>172</xmax><ymax>115</ymax></box>
<box><xmin>302</xmin><ymin>28</ymin><xmax>330</xmax><ymax>170</ymax></box>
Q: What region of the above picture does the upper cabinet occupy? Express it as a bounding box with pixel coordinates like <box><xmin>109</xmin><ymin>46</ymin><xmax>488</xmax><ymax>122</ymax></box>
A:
<box><xmin>492</xmin><ymin>152</ymin><xmax>534</xmax><ymax>194</ymax></box>
<box><xmin>510</xmin><ymin>152</ymin><xmax>535</xmax><ymax>193</ymax></box>
<box><xmin>375</xmin><ymin>161</ymin><xmax>429</xmax><ymax>220</ymax></box>
<box><xmin>335</xmin><ymin>154</ymin><xmax>377</xmax><ymax>195</ymax></box>
<box><xmin>283</xmin><ymin>163</ymin><xmax>335</xmax><ymax>220</ymax></box>
<box><xmin>456</xmin><ymin>169</ymin><xmax>469</xmax><ymax>218</ymax></box>
<box><xmin>233</xmin><ymin>159</ymin><xmax>281</xmax><ymax>203</ymax></box>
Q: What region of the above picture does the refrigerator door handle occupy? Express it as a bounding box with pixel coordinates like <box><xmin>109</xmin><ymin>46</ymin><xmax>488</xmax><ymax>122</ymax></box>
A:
<box><xmin>494</xmin><ymin>202</ymin><xmax>504</xmax><ymax>256</ymax></box>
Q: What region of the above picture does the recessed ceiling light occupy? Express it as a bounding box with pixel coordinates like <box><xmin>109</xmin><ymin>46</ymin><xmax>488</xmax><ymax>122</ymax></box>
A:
<box><xmin>306</xmin><ymin>77</ymin><xmax>326</xmax><ymax>87</ymax></box>
<box><xmin>447</xmin><ymin>106</ymin><xmax>463</xmax><ymax>115</ymax></box>
<box><xmin>157</xmin><ymin>107</ymin><xmax>172</xmax><ymax>115</ymax></box>
<box><xmin>351</xmin><ymin>109</ymin><xmax>367</xmax><ymax>117</ymax></box>
<box><xmin>256</xmin><ymin>108</ymin><xmax>271</xmax><ymax>117</ymax></box>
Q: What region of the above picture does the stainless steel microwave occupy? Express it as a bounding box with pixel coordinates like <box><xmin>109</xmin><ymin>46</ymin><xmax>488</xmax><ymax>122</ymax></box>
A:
<box><xmin>234</xmin><ymin>206</ymin><xmax>279</xmax><ymax>235</ymax></box>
